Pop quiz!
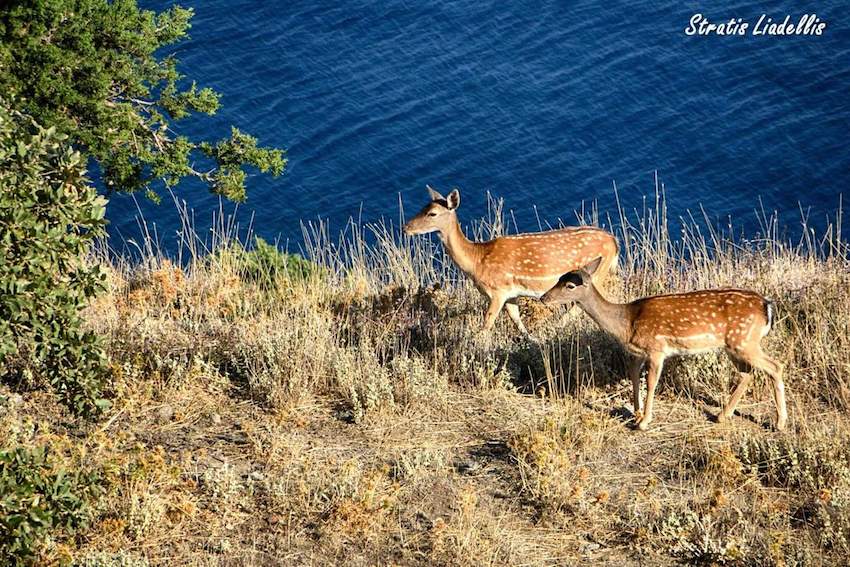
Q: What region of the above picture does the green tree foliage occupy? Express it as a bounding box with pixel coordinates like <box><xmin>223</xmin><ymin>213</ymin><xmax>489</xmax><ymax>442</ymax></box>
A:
<box><xmin>0</xmin><ymin>445</ymin><xmax>101</xmax><ymax>565</ymax></box>
<box><xmin>0</xmin><ymin>101</ymin><xmax>110</xmax><ymax>416</ymax></box>
<box><xmin>0</xmin><ymin>0</ymin><xmax>286</xmax><ymax>202</ymax></box>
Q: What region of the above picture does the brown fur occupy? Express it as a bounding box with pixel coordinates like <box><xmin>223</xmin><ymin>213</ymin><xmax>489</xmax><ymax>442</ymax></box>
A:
<box><xmin>542</xmin><ymin>260</ymin><xmax>788</xmax><ymax>431</ymax></box>
<box><xmin>404</xmin><ymin>187</ymin><xmax>618</xmax><ymax>334</ymax></box>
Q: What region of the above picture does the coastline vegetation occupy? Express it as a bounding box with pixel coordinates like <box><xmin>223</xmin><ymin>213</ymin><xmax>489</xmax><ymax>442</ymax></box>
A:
<box><xmin>2</xmin><ymin>176</ymin><xmax>848</xmax><ymax>564</ymax></box>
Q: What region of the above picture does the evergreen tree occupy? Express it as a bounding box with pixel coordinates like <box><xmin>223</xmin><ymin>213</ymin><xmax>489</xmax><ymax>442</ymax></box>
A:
<box><xmin>0</xmin><ymin>0</ymin><xmax>286</xmax><ymax>202</ymax></box>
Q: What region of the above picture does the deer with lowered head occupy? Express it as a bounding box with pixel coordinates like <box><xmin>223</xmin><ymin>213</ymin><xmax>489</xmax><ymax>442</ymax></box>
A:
<box><xmin>403</xmin><ymin>186</ymin><xmax>619</xmax><ymax>336</ymax></box>
<box><xmin>541</xmin><ymin>257</ymin><xmax>788</xmax><ymax>431</ymax></box>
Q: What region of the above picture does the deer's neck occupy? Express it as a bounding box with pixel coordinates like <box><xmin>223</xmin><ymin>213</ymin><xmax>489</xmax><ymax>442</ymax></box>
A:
<box><xmin>440</xmin><ymin>217</ymin><xmax>480</xmax><ymax>276</ymax></box>
<box><xmin>578</xmin><ymin>286</ymin><xmax>633</xmax><ymax>344</ymax></box>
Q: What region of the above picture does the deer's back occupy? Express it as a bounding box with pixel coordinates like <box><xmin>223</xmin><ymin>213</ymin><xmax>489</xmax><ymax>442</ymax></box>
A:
<box><xmin>628</xmin><ymin>289</ymin><xmax>770</xmax><ymax>355</ymax></box>
<box><xmin>475</xmin><ymin>227</ymin><xmax>617</xmax><ymax>297</ymax></box>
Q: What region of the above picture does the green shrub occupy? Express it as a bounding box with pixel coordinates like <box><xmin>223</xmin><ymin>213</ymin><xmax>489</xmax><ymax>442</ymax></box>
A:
<box><xmin>213</xmin><ymin>236</ymin><xmax>320</xmax><ymax>289</ymax></box>
<box><xmin>0</xmin><ymin>445</ymin><xmax>101</xmax><ymax>565</ymax></box>
<box><xmin>0</xmin><ymin>101</ymin><xmax>110</xmax><ymax>416</ymax></box>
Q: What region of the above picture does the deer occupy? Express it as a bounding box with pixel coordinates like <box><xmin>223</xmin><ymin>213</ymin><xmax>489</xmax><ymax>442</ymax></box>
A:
<box><xmin>403</xmin><ymin>186</ymin><xmax>619</xmax><ymax>336</ymax></box>
<box><xmin>541</xmin><ymin>257</ymin><xmax>788</xmax><ymax>431</ymax></box>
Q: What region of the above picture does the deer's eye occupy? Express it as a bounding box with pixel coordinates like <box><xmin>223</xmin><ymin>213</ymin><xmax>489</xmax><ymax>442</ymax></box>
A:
<box><xmin>565</xmin><ymin>283</ymin><xmax>577</xmax><ymax>289</ymax></box>
<box><xmin>427</xmin><ymin>212</ymin><xmax>438</xmax><ymax>217</ymax></box>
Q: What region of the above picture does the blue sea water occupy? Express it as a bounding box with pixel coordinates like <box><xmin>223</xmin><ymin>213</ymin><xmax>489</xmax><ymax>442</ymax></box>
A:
<box><xmin>108</xmin><ymin>1</ymin><xmax>850</xmax><ymax>254</ymax></box>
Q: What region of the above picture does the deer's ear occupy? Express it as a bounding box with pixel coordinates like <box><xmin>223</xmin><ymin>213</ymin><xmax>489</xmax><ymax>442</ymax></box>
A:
<box><xmin>583</xmin><ymin>256</ymin><xmax>603</xmax><ymax>276</ymax></box>
<box><xmin>427</xmin><ymin>185</ymin><xmax>444</xmax><ymax>202</ymax></box>
<box><xmin>446</xmin><ymin>189</ymin><xmax>460</xmax><ymax>210</ymax></box>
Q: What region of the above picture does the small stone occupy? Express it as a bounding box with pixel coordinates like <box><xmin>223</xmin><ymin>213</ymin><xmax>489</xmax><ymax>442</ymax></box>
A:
<box><xmin>582</xmin><ymin>542</ymin><xmax>600</xmax><ymax>554</ymax></box>
<box><xmin>210</xmin><ymin>413</ymin><xmax>222</xmax><ymax>425</ymax></box>
<box><xmin>249</xmin><ymin>470</ymin><xmax>265</xmax><ymax>481</ymax></box>
<box><xmin>156</xmin><ymin>404</ymin><xmax>174</xmax><ymax>423</ymax></box>
<box><xmin>454</xmin><ymin>459</ymin><xmax>480</xmax><ymax>475</ymax></box>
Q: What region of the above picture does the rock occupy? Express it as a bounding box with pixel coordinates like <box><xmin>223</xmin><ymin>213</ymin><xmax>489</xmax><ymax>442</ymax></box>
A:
<box><xmin>582</xmin><ymin>542</ymin><xmax>600</xmax><ymax>554</ymax></box>
<box><xmin>156</xmin><ymin>404</ymin><xmax>174</xmax><ymax>423</ymax></box>
<box><xmin>454</xmin><ymin>459</ymin><xmax>480</xmax><ymax>475</ymax></box>
<box><xmin>210</xmin><ymin>413</ymin><xmax>222</xmax><ymax>425</ymax></box>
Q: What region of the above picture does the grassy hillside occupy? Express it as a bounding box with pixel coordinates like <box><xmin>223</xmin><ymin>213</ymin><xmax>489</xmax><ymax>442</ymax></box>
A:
<box><xmin>2</xmin><ymin>192</ymin><xmax>849</xmax><ymax>566</ymax></box>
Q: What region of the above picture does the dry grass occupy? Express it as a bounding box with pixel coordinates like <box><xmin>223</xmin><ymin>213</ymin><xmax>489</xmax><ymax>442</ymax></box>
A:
<box><xmin>2</xmin><ymin>187</ymin><xmax>849</xmax><ymax>566</ymax></box>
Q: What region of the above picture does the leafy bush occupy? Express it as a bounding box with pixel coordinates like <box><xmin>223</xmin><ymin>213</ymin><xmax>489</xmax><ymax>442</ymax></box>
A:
<box><xmin>0</xmin><ymin>446</ymin><xmax>101</xmax><ymax>565</ymax></box>
<box><xmin>214</xmin><ymin>237</ymin><xmax>320</xmax><ymax>289</ymax></box>
<box><xmin>0</xmin><ymin>102</ymin><xmax>110</xmax><ymax>416</ymax></box>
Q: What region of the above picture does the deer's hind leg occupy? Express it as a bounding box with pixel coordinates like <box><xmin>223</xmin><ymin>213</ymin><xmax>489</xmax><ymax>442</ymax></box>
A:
<box><xmin>732</xmin><ymin>346</ymin><xmax>788</xmax><ymax>431</ymax></box>
<box><xmin>591</xmin><ymin>240</ymin><xmax>619</xmax><ymax>295</ymax></box>
<box><xmin>718</xmin><ymin>355</ymin><xmax>753</xmax><ymax>424</ymax></box>
<box><xmin>753</xmin><ymin>349</ymin><xmax>788</xmax><ymax>431</ymax></box>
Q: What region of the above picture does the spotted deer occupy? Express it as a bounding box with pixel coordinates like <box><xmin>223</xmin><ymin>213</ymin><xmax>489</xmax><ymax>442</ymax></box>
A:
<box><xmin>541</xmin><ymin>257</ymin><xmax>788</xmax><ymax>431</ymax></box>
<box><xmin>403</xmin><ymin>186</ymin><xmax>619</xmax><ymax>335</ymax></box>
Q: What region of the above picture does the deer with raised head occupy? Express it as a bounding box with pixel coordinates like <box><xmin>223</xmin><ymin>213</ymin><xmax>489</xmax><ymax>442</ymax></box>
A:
<box><xmin>541</xmin><ymin>257</ymin><xmax>788</xmax><ymax>431</ymax></box>
<box><xmin>403</xmin><ymin>186</ymin><xmax>619</xmax><ymax>336</ymax></box>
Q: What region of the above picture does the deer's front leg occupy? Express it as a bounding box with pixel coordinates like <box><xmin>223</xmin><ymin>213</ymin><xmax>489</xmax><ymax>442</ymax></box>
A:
<box><xmin>504</xmin><ymin>302</ymin><xmax>530</xmax><ymax>336</ymax></box>
<box><xmin>628</xmin><ymin>356</ymin><xmax>645</xmax><ymax>418</ymax></box>
<box><xmin>483</xmin><ymin>293</ymin><xmax>507</xmax><ymax>331</ymax></box>
<box><xmin>637</xmin><ymin>353</ymin><xmax>665</xmax><ymax>431</ymax></box>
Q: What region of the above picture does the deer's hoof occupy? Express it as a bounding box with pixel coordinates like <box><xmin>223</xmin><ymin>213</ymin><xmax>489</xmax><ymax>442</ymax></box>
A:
<box><xmin>636</xmin><ymin>419</ymin><xmax>651</xmax><ymax>432</ymax></box>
